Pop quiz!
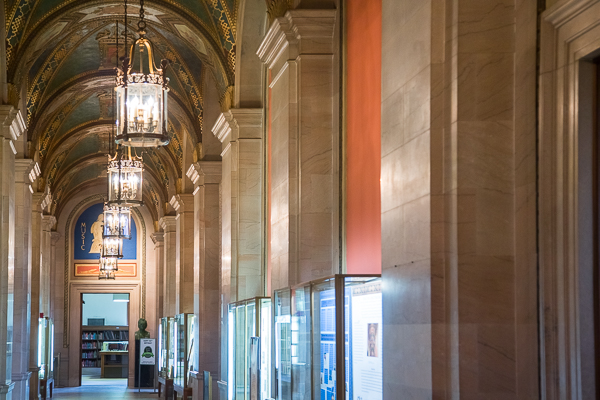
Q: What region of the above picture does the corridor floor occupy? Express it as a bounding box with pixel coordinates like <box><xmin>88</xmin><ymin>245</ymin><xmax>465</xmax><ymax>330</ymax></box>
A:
<box><xmin>52</xmin><ymin>369</ymin><xmax>158</xmax><ymax>399</ymax></box>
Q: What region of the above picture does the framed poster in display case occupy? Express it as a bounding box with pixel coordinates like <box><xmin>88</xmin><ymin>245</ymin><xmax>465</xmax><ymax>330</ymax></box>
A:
<box><xmin>273</xmin><ymin>275</ymin><xmax>382</xmax><ymax>400</ymax></box>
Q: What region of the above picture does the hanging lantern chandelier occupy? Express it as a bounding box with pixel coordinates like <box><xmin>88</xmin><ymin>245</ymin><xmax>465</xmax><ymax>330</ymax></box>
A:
<box><xmin>98</xmin><ymin>257</ymin><xmax>118</xmax><ymax>280</ymax></box>
<box><xmin>115</xmin><ymin>0</ymin><xmax>170</xmax><ymax>147</ymax></box>
<box><xmin>107</xmin><ymin>148</ymin><xmax>143</xmax><ymax>206</ymax></box>
<box><xmin>103</xmin><ymin>203</ymin><xmax>131</xmax><ymax>239</ymax></box>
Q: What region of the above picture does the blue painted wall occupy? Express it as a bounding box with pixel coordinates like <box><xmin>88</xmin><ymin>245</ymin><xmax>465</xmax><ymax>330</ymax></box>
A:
<box><xmin>74</xmin><ymin>202</ymin><xmax>137</xmax><ymax>260</ymax></box>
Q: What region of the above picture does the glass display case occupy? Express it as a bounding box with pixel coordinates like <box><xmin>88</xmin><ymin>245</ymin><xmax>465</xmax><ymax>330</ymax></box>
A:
<box><xmin>158</xmin><ymin>317</ymin><xmax>174</xmax><ymax>378</ymax></box>
<box><xmin>38</xmin><ymin>317</ymin><xmax>54</xmax><ymax>381</ymax></box>
<box><xmin>274</xmin><ymin>275</ymin><xmax>382</xmax><ymax>400</ymax></box>
<box><xmin>227</xmin><ymin>297</ymin><xmax>272</xmax><ymax>400</ymax></box>
<box><xmin>173</xmin><ymin>313</ymin><xmax>197</xmax><ymax>389</ymax></box>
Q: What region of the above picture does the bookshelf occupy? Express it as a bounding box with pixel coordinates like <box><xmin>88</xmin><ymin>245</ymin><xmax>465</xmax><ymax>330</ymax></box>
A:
<box><xmin>81</xmin><ymin>326</ymin><xmax>129</xmax><ymax>368</ymax></box>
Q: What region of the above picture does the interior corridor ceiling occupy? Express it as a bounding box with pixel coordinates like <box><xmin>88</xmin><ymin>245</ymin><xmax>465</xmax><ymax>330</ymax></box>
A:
<box><xmin>5</xmin><ymin>0</ymin><xmax>237</xmax><ymax>221</ymax></box>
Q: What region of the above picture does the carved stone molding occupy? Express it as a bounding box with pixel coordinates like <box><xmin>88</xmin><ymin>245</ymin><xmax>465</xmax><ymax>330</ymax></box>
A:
<box><xmin>257</xmin><ymin>9</ymin><xmax>336</xmax><ymax>67</ymax></box>
<box><xmin>539</xmin><ymin>0</ymin><xmax>600</xmax><ymax>397</ymax></box>
<box><xmin>159</xmin><ymin>215</ymin><xmax>177</xmax><ymax>231</ymax></box>
<box><xmin>14</xmin><ymin>159</ymin><xmax>34</xmax><ymax>184</ymax></box>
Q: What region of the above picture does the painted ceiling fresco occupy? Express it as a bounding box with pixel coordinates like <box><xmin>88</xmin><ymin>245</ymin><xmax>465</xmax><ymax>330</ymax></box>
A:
<box><xmin>4</xmin><ymin>0</ymin><xmax>239</xmax><ymax>222</ymax></box>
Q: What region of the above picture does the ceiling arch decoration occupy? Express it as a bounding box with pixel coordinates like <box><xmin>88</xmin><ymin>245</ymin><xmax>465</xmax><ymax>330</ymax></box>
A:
<box><xmin>7</xmin><ymin>0</ymin><xmax>236</xmax><ymax>101</ymax></box>
<box><xmin>5</xmin><ymin>0</ymin><xmax>240</xmax><ymax>219</ymax></box>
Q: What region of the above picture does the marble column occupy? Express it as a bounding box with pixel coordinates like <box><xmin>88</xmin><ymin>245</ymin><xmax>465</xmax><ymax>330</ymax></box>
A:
<box><xmin>212</xmin><ymin>109</ymin><xmax>264</xmax><ymax>303</ymax></box>
<box><xmin>170</xmin><ymin>194</ymin><xmax>194</xmax><ymax>314</ymax></box>
<box><xmin>0</xmin><ymin>106</ymin><xmax>24</xmax><ymax>400</ymax></box>
<box><xmin>11</xmin><ymin>159</ymin><xmax>37</xmax><ymax>400</ymax></box>
<box><xmin>151</xmin><ymin>232</ymin><xmax>165</xmax><ymax>320</ymax></box>
<box><xmin>160</xmin><ymin>217</ymin><xmax>177</xmax><ymax>317</ymax></box>
<box><xmin>380</xmin><ymin>0</ymin><xmax>539</xmax><ymax>398</ymax></box>
<box><xmin>257</xmin><ymin>10</ymin><xmax>339</xmax><ymax>290</ymax></box>
<box><xmin>187</xmin><ymin>161</ymin><xmax>222</xmax><ymax>381</ymax></box>
<box><xmin>28</xmin><ymin>192</ymin><xmax>49</xmax><ymax>400</ymax></box>
<box><xmin>39</xmin><ymin>216</ymin><xmax>55</xmax><ymax>319</ymax></box>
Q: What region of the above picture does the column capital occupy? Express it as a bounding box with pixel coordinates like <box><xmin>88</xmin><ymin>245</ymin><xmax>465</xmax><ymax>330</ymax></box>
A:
<box><xmin>170</xmin><ymin>194</ymin><xmax>194</xmax><ymax>213</ymax></box>
<box><xmin>14</xmin><ymin>159</ymin><xmax>37</xmax><ymax>184</ymax></box>
<box><xmin>257</xmin><ymin>9</ymin><xmax>336</xmax><ymax>66</ymax></box>
<box><xmin>33</xmin><ymin>186</ymin><xmax>52</xmax><ymax>212</ymax></box>
<box><xmin>151</xmin><ymin>232</ymin><xmax>164</xmax><ymax>245</ymax></box>
<box><xmin>159</xmin><ymin>215</ymin><xmax>177</xmax><ymax>231</ymax></box>
<box><xmin>41</xmin><ymin>215</ymin><xmax>56</xmax><ymax>231</ymax></box>
<box><xmin>0</xmin><ymin>106</ymin><xmax>25</xmax><ymax>140</ymax></box>
<box><xmin>186</xmin><ymin>161</ymin><xmax>222</xmax><ymax>187</ymax></box>
<box><xmin>212</xmin><ymin>109</ymin><xmax>264</xmax><ymax>144</ymax></box>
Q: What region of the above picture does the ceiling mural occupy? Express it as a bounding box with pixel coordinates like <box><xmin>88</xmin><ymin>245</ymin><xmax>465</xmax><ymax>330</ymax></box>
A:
<box><xmin>4</xmin><ymin>0</ymin><xmax>241</xmax><ymax>221</ymax></box>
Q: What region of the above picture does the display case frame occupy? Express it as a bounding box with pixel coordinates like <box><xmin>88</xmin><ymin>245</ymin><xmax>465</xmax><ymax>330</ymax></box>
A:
<box><xmin>173</xmin><ymin>313</ymin><xmax>197</xmax><ymax>394</ymax></box>
<box><xmin>158</xmin><ymin>317</ymin><xmax>175</xmax><ymax>399</ymax></box>
<box><xmin>227</xmin><ymin>297</ymin><xmax>272</xmax><ymax>400</ymax></box>
<box><xmin>273</xmin><ymin>275</ymin><xmax>382</xmax><ymax>400</ymax></box>
<box><xmin>38</xmin><ymin>317</ymin><xmax>55</xmax><ymax>399</ymax></box>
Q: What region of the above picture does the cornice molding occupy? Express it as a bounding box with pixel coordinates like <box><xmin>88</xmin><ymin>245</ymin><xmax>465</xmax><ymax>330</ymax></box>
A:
<box><xmin>257</xmin><ymin>9</ymin><xmax>336</xmax><ymax>67</ymax></box>
<box><xmin>169</xmin><ymin>194</ymin><xmax>194</xmax><ymax>213</ymax></box>
<box><xmin>544</xmin><ymin>0</ymin><xmax>597</xmax><ymax>27</ymax></box>
<box><xmin>151</xmin><ymin>232</ymin><xmax>165</xmax><ymax>245</ymax></box>
<box><xmin>159</xmin><ymin>215</ymin><xmax>177</xmax><ymax>231</ymax></box>
<box><xmin>14</xmin><ymin>159</ymin><xmax>35</xmax><ymax>183</ymax></box>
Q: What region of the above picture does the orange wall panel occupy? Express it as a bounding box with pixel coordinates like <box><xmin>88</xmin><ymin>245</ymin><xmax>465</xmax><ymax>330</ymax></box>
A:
<box><xmin>346</xmin><ymin>0</ymin><xmax>382</xmax><ymax>274</ymax></box>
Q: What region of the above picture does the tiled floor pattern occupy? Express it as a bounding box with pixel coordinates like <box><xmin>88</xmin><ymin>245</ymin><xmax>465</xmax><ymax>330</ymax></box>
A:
<box><xmin>52</xmin><ymin>370</ymin><xmax>158</xmax><ymax>399</ymax></box>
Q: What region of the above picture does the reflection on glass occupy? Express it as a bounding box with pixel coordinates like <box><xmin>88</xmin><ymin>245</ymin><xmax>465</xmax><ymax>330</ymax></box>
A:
<box><xmin>159</xmin><ymin>317</ymin><xmax>173</xmax><ymax>378</ymax></box>
<box><xmin>274</xmin><ymin>275</ymin><xmax>382</xmax><ymax>400</ymax></box>
<box><xmin>227</xmin><ymin>297</ymin><xmax>272</xmax><ymax>400</ymax></box>
<box><xmin>259</xmin><ymin>299</ymin><xmax>272</xmax><ymax>400</ymax></box>
<box><xmin>173</xmin><ymin>313</ymin><xmax>196</xmax><ymax>388</ymax></box>
<box><xmin>38</xmin><ymin>317</ymin><xmax>54</xmax><ymax>380</ymax></box>
<box><xmin>274</xmin><ymin>290</ymin><xmax>291</xmax><ymax>400</ymax></box>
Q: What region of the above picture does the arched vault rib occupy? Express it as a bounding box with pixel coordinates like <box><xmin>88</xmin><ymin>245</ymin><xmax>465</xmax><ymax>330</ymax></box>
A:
<box><xmin>10</xmin><ymin>0</ymin><xmax>233</xmax><ymax>92</ymax></box>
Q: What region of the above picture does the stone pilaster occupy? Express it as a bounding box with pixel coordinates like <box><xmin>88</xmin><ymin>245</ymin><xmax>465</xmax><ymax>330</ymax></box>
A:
<box><xmin>151</xmin><ymin>232</ymin><xmax>165</xmax><ymax>320</ymax></box>
<box><xmin>28</xmin><ymin>191</ymin><xmax>49</xmax><ymax>400</ymax></box>
<box><xmin>212</xmin><ymin>109</ymin><xmax>264</xmax><ymax>303</ymax></box>
<box><xmin>170</xmin><ymin>194</ymin><xmax>195</xmax><ymax>314</ymax></box>
<box><xmin>187</xmin><ymin>161</ymin><xmax>222</xmax><ymax>380</ymax></box>
<box><xmin>39</xmin><ymin>216</ymin><xmax>56</xmax><ymax>319</ymax></box>
<box><xmin>159</xmin><ymin>217</ymin><xmax>177</xmax><ymax>317</ymax></box>
<box><xmin>11</xmin><ymin>159</ymin><xmax>37</xmax><ymax>400</ymax></box>
<box><xmin>0</xmin><ymin>106</ymin><xmax>24</xmax><ymax>400</ymax></box>
<box><xmin>257</xmin><ymin>10</ymin><xmax>339</xmax><ymax>290</ymax></box>
<box><xmin>379</xmin><ymin>0</ymin><xmax>539</xmax><ymax>397</ymax></box>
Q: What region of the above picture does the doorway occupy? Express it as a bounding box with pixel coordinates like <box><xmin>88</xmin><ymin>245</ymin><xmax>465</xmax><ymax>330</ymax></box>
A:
<box><xmin>80</xmin><ymin>293</ymin><xmax>130</xmax><ymax>387</ymax></box>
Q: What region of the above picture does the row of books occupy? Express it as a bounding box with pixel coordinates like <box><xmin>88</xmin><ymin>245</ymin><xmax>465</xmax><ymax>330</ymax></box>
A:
<box><xmin>82</xmin><ymin>351</ymin><xmax>98</xmax><ymax>359</ymax></box>
<box><xmin>82</xmin><ymin>342</ymin><xmax>97</xmax><ymax>349</ymax></box>
<box><xmin>82</xmin><ymin>330</ymin><xmax>129</xmax><ymax>340</ymax></box>
<box><xmin>82</xmin><ymin>360</ymin><xmax>99</xmax><ymax>368</ymax></box>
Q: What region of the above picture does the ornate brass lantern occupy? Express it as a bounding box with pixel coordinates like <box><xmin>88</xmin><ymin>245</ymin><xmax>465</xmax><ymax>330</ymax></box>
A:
<box><xmin>107</xmin><ymin>149</ymin><xmax>143</xmax><ymax>206</ymax></box>
<box><xmin>101</xmin><ymin>236</ymin><xmax>124</xmax><ymax>259</ymax></box>
<box><xmin>103</xmin><ymin>204</ymin><xmax>131</xmax><ymax>240</ymax></box>
<box><xmin>98</xmin><ymin>257</ymin><xmax>118</xmax><ymax>280</ymax></box>
<box><xmin>115</xmin><ymin>0</ymin><xmax>169</xmax><ymax>147</ymax></box>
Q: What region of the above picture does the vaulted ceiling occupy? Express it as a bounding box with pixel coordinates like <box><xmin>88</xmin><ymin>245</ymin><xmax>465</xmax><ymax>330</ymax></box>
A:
<box><xmin>5</xmin><ymin>0</ymin><xmax>238</xmax><ymax>221</ymax></box>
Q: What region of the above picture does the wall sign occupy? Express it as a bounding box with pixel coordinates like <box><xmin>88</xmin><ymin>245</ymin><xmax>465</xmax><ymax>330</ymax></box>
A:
<box><xmin>140</xmin><ymin>338</ymin><xmax>156</xmax><ymax>365</ymax></box>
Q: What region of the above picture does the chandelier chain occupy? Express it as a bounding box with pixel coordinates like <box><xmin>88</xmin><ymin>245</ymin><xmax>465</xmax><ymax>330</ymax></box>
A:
<box><xmin>124</xmin><ymin>0</ymin><xmax>128</xmax><ymax>59</ymax></box>
<box><xmin>138</xmin><ymin>0</ymin><xmax>146</xmax><ymax>32</ymax></box>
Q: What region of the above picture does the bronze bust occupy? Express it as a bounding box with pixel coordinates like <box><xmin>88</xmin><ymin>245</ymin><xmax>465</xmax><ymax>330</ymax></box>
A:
<box><xmin>135</xmin><ymin>318</ymin><xmax>150</xmax><ymax>340</ymax></box>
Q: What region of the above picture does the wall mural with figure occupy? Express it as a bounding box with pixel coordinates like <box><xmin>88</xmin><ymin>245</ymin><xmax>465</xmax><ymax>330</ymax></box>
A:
<box><xmin>73</xmin><ymin>202</ymin><xmax>137</xmax><ymax>277</ymax></box>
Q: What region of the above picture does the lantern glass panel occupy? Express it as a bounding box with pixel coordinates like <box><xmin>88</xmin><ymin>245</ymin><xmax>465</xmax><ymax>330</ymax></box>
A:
<box><xmin>107</xmin><ymin>159</ymin><xmax>143</xmax><ymax>206</ymax></box>
<box><xmin>99</xmin><ymin>257</ymin><xmax>118</xmax><ymax>272</ymax></box>
<box><xmin>115</xmin><ymin>78</ymin><xmax>169</xmax><ymax>147</ymax></box>
<box><xmin>103</xmin><ymin>205</ymin><xmax>131</xmax><ymax>239</ymax></box>
<box><xmin>101</xmin><ymin>237</ymin><xmax>123</xmax><ymax>258</ymax></box>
